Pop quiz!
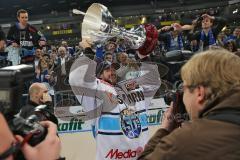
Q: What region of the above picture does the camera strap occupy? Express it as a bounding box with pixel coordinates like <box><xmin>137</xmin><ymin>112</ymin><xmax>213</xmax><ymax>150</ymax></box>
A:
<box><xmin>0</xmin><ymin>142</ymin><xmax>21</xmax><ymax>159</ymax></box>
<box><xmin>0</xmin><ymin>131</ymin><xmax>36</xmax><ymax>159</ymax></box>
<box><xmin>206</xmin><ymin>110</ymin><xmax>240</xmax><ymax>126</ymax></box>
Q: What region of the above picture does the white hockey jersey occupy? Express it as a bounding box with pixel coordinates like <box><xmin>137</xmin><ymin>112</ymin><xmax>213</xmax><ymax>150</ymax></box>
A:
<box><xmin>69</xmin><ymin>56</ymin><xmax>161</xmax><ymax>160</ymax></box>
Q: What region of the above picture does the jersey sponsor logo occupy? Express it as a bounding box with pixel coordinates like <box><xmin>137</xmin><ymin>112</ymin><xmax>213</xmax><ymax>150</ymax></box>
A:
<box><xmin>20</xmin><ymin>40</ymin><xmax>33</xmax><ymax>47</ymax></box>
<box><xmin>105</xmin><ymin>147</ymin><xmax>143</xmax><ymax>159</ymax></box>
<box><xmin>120</xmin><ymin>108</ymin><xmax>142</xmax><ymax>139</ymax></box>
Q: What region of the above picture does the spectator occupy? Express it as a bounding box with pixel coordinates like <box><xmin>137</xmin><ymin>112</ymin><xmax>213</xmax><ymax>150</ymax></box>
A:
<box><xmin>35</xmin><ymin>54</ymin><xmax>54</xmax><ymax>84</ymax></box>
<box><xmin>0</xmin><ymin>26</ymin><xmax>6</xmax><ymax>52</ymax></box>
<box><xmin>233</xmin><ymin>27</ymin><xmax>240</xmax><ymax>49</ymax></box>
<box><xmin>117</xmin><ymin>52</ymin><xmax>128</xmax><ymax>66</ymax></box>
<box><xmin>216</xmin><ymin>31</ymin><xmax>226</xmax><ymax>47</ymax></box>
<box><xmin>33</xmin><ymin>47</ymin><xmax>43</xmax><ymax>69</ymax></box>
<box><xmin>105</xmin><ymin>41</ymin><xmax>117</xmax><ymax>62</ymax></box>
<box><xmin>61</xmin><ymin>40</ymin><xmax>74</xmax><ymax>57</ymax></box>
<box><xmin>224</xmin><ymin>40</ymin><xmax>237</xmax><ymax>53</ymax></box>
<box><xmin>20</xmin><ymin>82</ymin><xmax>53</xmax><ymax>118</ymax></box>
<box><xmin>49</xmin><ymin>48</ymin><xmax>60</xmax><ymax>70</ymax></box>
<box><xmin>158</xmin><ymin>24</ymin><xmax>185</xmax><ymax>51</ymax></box>
<box><xmin>7</xmin><ymin>9</ymin><xmax>46</xmax><ymax>64</ymax></box>
<box><xmin>104</xmin><ymin>52</ymin><xmax>113</xmax><ymax>64</ymax></box>
<box><xmin>138</xmin><ymin>49</ymin><xmax>240</xmax><ymax>160</ymax></box>
<box><xmin>105</xmin><ymin>41</ymin><xmax>117</xmax><ymax>54</ymax></box>
<box><xmin>0</xmin><ymin>26</ymin><xmax>9</xmax><ymax>68</ymax></box>
<box><xmin>54</xmin><ymin>46</ymin><xmax>74</xmax><ymax>91</ymax></box>
<box><xmin>225</xmin><ymin>27</ymin><xmax>240</xmax><ymax>50</ymax></box>
<box><xmin>116</xmin><ymin>38</ymin><xmax>126</xmax><ymax>52</ymax></box>
<box><xmin>191</xmin><ymin>14</ymin><xmax>227</xmax><ymax>51</ymax></box>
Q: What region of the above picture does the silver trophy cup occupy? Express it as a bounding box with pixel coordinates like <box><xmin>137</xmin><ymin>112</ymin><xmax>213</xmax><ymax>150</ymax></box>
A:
<box><xmin>81</xmin><ymin>3</ymin><xmax>158</xmax><ymax>56</ymax></box>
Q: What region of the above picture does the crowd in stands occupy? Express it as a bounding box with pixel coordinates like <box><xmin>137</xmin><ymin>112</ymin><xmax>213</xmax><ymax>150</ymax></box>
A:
<box><xmin>0</xmin><ymin>9</ymin><xmax>240</xmax><ymax>105</ymax></box>
<box><xmin>0</xmin><ymin>7</ymin><xmax>240</xmax><ymax>160</ymax></box>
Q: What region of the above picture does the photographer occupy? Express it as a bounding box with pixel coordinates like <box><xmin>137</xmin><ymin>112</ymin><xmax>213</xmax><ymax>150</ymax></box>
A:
<box><xmin>20</xmin><ymin>83</ymin><xmax>53</xmax><ymax>118</ymax></box>
<box><xmin>158</xmin><ymin>23</ymin><xmax>185</xmax><ymax>52</ymax></box>
<box><xmin>138</xmin><ymin>49</ymin><xmax>240</xmax><ymax>160</ymax></box>
<box><xmin>0</xmin><ymin>113</ymin><xmax>61</xmax><ymax>160</ymax></box>
<box><xmin>0</xmin><ymin>26</ymin><xmax>6</xmax><ymax>52</ymax></box>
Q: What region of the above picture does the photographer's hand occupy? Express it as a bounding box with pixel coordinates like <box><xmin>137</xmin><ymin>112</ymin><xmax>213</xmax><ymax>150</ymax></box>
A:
<box><xmin>16</xmin><ymin>121</ymin><xmax>61</xmax><ymax>160</ymax></box>
<box><xmin>0</xmin><ymin>113</ymin><xmax>15</xmax><ymax>160</ymax></box>
<box><xmin>160</xmin><ymin>103</ymin><xmax>175</xmax><ymax>132</ymax></box>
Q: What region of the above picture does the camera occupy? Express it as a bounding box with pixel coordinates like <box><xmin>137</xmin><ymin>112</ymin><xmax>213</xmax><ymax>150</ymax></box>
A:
<box><xmin>163</xmin><ymin>82</ymin><xmax>189</xmax><ymax>127</ymax></box>
<box><xmin>162</xmin><ymin>50</ymin><xmax>193</xmax><ymax>62</ymax></box>
<box><xmin>9</xmin><ymin>105</ymin><xmax>58</xmax><ymax>146</ymax></box>
<box><xmin>193</xmin><ymin>16</ymin><xmax>203</xmax><ymax>30</ymax></box>
<box><xmin>196</xmin><ymin>16</ymin><xmax>203</xmax><ymax>25</ymax></box>
<box><xmin>0</xmin><ymin>65</ymin><xmax>58</xmax><ymax>159</ymax></box>
<box><xmin>0</xmin><ymin>65</ymin><xmax>35</xmax><ymax>117</ymax></box>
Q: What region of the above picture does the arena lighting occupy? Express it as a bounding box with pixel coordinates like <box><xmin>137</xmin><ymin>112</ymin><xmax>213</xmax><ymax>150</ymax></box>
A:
<box><xmin>28</xmin><ymin>20</ymin><xmax>43</xmax><ymax>25</ymax></box>
<box><xmin>1</xmin><ymin>23</ymin><xmax>11</xmax><ymax>28</ymax></box>
<box><xmin>155</xmin><ymin>9</ymin><xmax>165</xmax><ymax>13</ymax></box>
<box><xmin>233</xmin><ymin>8</ymin><xmax>238</xmax><ymax>14</ymax></box>
<box><xmin>228</xmin><ymin>0</ymin><xmax>240</xmax><ymax>5</ymax></box>
<box><xmin>72</xmin><ymin>9</ymin><xmax>86</xmax><ymax>15</ymax></box>
<box><xmin>141</xmin><ymin>17</ymin><xmax>146</xmax><ymax>24</ymax></box>
<box><xmin>221</xmin><ymin>26</ymin><xmax>227</xmax><ymax>31</ymax></box>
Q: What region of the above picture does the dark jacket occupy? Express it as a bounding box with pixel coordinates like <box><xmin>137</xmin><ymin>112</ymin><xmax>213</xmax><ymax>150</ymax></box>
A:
<box><xmin>138</xmin><ymin>88</ymin><xmax>240</xmax><ymax>160</ymax></box>
<box><xmin>7</xmin><ymin>23</ymin><xmax>44</xmax><ymax>50</ymax></box>
<box><xmin>158</xmin><ymin>32</ymin><xmax>184</xmax><ymax>51</ymax></box>
<box><xmin>54</xmin><ymin>56</ymin><xmax>74</xmax><ymax>91</ymax></box>
<box><xmin>20</xmin><ymin>100</ymin><xmax>39</xmax><ymax>118</ymax></box>
<box><xmin>84</xmin><ymin>47</ymin><xmax>95</xmax><ymax>60</ymax></box>
<box><xmin>20</xmin><ymin>100</ymin><xmax>54</xmax><ymax>119</ymax></box>
<box><xmin>7</xmin><ymin>23</ymin><xmax>45</xmax><ymax>64</ymax></box>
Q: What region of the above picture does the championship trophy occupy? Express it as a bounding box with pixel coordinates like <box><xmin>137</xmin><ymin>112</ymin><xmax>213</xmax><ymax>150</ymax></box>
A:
<box><xmin>80</xmin><ymin>3</ymin><xmax>159</xmax><ymax>56</ymax></box>
<box><xmin>54</xmin><ymin>3</ymin><xmax>167</xmax><ymax>123</ymax></box>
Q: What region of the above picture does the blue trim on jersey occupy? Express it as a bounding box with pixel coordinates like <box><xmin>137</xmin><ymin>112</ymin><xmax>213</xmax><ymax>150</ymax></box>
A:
<box><xmin>98</xmin><ymin>113</ymin><xmax>148</xmax><ymax>131</ymax></box>
<box><xmin>98</xmin><ymin>117</ymin><xmax>121</xmax><ymax>130</ymax></box>
<box><xmin>98</xmin><ymin>127</ymin><xmax>148</xmax><ymax>135</ymax></box>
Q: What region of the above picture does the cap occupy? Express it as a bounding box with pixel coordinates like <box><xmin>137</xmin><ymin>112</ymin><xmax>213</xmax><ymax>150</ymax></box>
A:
<box><xmin>96</xmin><ymin>61</ymin><xmax>120</xmax><ymax>78</ymax></box>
